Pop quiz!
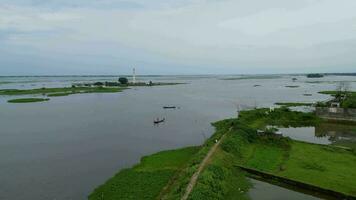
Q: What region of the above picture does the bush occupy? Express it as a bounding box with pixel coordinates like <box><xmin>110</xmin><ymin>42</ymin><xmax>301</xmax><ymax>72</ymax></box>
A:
<box><xmin>93</xmin><ymin>82</ymin><xmax>104</xmax><ymax>86</ymax></box>
<box><xmin>342</xmin><ymin>98</ymin><xmax>356</xmax><ymax>108</ymax></box>
<box><xmin>119</xmin><ymin>77</ymin><xmax>128</xmax><ymax>84</ymax></box>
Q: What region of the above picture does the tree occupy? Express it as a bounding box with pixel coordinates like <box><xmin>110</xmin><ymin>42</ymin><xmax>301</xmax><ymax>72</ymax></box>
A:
<box><xmin>335</xmin><ymin>81</ymin><xmax>350</xmax><ymax>101</ymax></box>
<box><xmin>118</xmin><ymin>77</ymin><xmax>128</xmax><ymax>84</ymax></box>
<box><xmin>93</xmin><ymin>82</ymin><xmax>104</xmax><ymax>86</ymax></box>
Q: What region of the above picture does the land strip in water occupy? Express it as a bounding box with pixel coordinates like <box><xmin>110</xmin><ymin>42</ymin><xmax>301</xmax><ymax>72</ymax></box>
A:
<box><xmin>1</xmin><ymin>82</ymin><xmax>184</xmax><ymax>103</ymax></box>
<box><xmin>0</xmin><ymin>87</ymin><xmax>126</xmax><ymax>96</ymax></box>
<box><xmin>7</xmin><ymin>98</ymin><xmax>50</xmax><ymax>103</ymax></box>
<box><xmin>275</xmin><ymin>102</ymin><xmax>313</xmax><ymax>107</ymax></box>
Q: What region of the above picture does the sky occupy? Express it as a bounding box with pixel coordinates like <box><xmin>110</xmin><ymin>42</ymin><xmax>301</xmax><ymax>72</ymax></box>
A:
<box><xmin>0</xmin><ymin>0</ymin><xmax>356</xmax><ymax>75</ymax></box>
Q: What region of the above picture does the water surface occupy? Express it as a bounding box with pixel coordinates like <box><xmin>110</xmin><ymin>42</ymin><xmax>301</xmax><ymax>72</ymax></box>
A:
<box><xmin>1</xmin><ymin>75</ymin><xmax>355</xmax><ymax>199</ymax></box>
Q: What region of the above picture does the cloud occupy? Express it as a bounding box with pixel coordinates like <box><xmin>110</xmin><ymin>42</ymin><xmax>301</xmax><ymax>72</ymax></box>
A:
<box><xmin>1</xmin><ymin>0</ymin><xmax>356</xmax><ymax>75</ymax></box>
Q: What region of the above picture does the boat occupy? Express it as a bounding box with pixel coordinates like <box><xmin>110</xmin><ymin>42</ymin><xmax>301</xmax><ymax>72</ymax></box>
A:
<box><xmin>163</xmin><ymin>106</ymin><xmax>176</xmax><ymax>109</ymax></box>
<box><xmin>154</xmin><ymin>118</ymin><xmax>165</xmax><ymax>124</ymax></box>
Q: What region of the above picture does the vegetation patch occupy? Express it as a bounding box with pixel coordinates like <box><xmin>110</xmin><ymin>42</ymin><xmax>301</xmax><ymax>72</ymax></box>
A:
<box><xmin>221</xmin><ymin>75</ymin><xmax>281</xmax><ymax>80</ymax></box>
<box><xmin>90</xmin><ymin>107</ymin><xmax>356</xmax><ymax>199</ymax></box>
<box><xmin>7</xmin><ymin>98</ymin><xmax>49</xmax><ymax>103</ymax></box>
<box><xmin>0</xmin><ymin>86</ymin><xmax>126</xmax><ymax>97</ymax></box>
<box><xmin>89</xmin><ymin>147</ymin><xmax>199</xmax><ymax>200</ymax></box>
<box><xmin>187</xmin><ymin>108</ymin><xmax>356</xmax><ymax>199</ymax></box>
<box><xmin>275</xmin><ymin>102</ymin><xmax>313</xmax><ymax>107</ymax></box>
<box><xmin>285</xmin><ymin>85</ymin><xmax>300</xmax><ymax>88</ymax></box>
<box><xmin>319</xmin><ymin>90</ymin><xmax>356</xmax><ymax>108</ymax></box>
<box><xmin>47</xmin><ymin>92</ymin><xmax>72</xmax><ymax>97</ymax></box>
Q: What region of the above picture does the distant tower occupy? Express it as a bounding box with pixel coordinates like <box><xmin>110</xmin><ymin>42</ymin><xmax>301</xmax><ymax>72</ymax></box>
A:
<box><xmin>132</xmin><ymin>67</ymin><xmax>136</xmax><ymax>84</ymax></box>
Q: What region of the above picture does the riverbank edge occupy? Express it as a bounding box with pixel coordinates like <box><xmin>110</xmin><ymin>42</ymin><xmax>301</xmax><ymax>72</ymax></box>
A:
<box><xmin>237</xmin><ymin>165</ymin><xmax>356</xmax><ymax>200</ymax></box>
<box><xmin>89</xmin><ymin>108</ymin><xmax>356</xmax><ymax>199</ymax></box>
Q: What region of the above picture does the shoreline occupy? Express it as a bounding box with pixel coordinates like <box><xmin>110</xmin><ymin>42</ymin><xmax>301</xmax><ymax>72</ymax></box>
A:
<box><xmin>88</xmin><ymin>107</ymin><xmax>356</xmax><ymax>199</ymax></box>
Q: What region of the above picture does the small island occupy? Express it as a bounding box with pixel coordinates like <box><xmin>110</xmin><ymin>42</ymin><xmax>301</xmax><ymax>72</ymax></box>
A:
<box><xmin>0</xmin><ymin>77</ymin><xmax>184</xmax><ymax>103</ymax></box>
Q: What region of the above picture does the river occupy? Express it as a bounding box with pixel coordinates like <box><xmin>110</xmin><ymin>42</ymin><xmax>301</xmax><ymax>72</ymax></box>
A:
<box><xmin>0</xmin><ymin>75</ymin><xmax>355</xmax><ymax>199</ymax></box>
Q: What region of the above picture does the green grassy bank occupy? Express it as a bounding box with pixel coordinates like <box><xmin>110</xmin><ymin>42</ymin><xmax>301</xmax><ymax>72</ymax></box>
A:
<box><xmin>189</xmin><ymin>108</ymin><xmax>356</xmax><ymax>199</ymax></box>
<box><xmin>89</xmin><ymin>147</ymin><xmax>199</xmax><ymax>200</ymax></box>
<box><xmin>89</xmin><ymin>107</ymin><xmax>356</xmax><ymax>199</ymax></box>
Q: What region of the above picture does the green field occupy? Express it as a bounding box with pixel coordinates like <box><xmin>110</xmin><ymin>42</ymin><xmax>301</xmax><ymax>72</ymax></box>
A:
<box><xmin>278</xmin><ymin>142</ymin><xmax>356</xmax><ymax>195</ymax></box>
<box><xmin>89</xmin><ymin>147</ymin><xmax>199</xmax><ymax>200</ymax></box>
<box><xmin>7</xmin><ymin>98</ymin><xmax>50</xmax><ymax>103</ymax></box>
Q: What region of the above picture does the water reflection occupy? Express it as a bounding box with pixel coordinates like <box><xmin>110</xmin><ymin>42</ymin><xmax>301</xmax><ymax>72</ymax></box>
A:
<box><xmin>248</xmin><ymin>178</ymin><xmax>322</xmax><ymax>200</ymax></box>
<box><xmin>278</xmin><ymin>122</ymin><xmax>356</xmax><ymax>145</ymax></box>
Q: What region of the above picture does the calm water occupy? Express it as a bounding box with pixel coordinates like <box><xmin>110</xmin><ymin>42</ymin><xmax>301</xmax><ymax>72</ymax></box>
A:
<box><xmin>1</xmin><ymin>75</ymin><xmax>355</xmax><ymax>199</ymax></box>
<box><xmin>278</xmin><ymin>123</ymin><xmax>356</xmax><ymax>145</ymax></box>
<box><xmin>248</xmin><ymin>179</ymin><xmax>321</xmax><ymax>200</ymax></box>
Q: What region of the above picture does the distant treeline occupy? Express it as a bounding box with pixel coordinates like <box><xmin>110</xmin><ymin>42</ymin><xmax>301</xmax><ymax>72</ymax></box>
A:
<box><xmin>307</xmin><ymin>73</ymin><xmax>324</xmax><ymax>78</ymax></box>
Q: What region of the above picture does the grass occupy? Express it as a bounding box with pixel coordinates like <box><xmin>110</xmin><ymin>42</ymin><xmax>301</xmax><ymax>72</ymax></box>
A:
<box><xmin>245</xmin><ymin>143</ymin><xmax>286</xmax><ymax>172</ymax></box>
<box><xmin>278</xmin><ymin>141</ymin><xmax>356</xmax><ymax>196</ymax></box>
<box><xmin>186</xmin><ymin>107</ymin><xmax>356</xmax><ymax>199</ymax></box>
<box><xmin>0</xmin><ymin>86</ymin><xmax>125</xmax><ymax>96</ymax></box>
<box><xmin>47</xmin><ymin>92</ymin><xmax>72</xmax><ymax>97</ymax></box>
<box><xmin>188</xmin><ymin>149</ymin><xmax>251</xmax><ymax>200</ymax></box>
<box><xmin>89</xmin><ymin>107</ymin><xmax>356</xmax><ymax>199</ymax></box>
<box><xmin>88</xmin><ymin>147</ymin><xmax>199</xmax><ymax>200</ymax></box>
<box><xmin>275</xmin><ymin>102</ymin><xmax>313</xmax><ymax>107</ymax></box>
<box><xmin>332</xmin><ymin>140</ymin><xmax>356</xmax><ymax>152</ymax></box>
<box><xmin>238</xmin><ymin>107</ymin><xmax>321</xmax><ymax>129</ymax></box>
<box><xmin>160</xmin><ymin>120</ymin><xmax>231</xmax><ymax>200</ymax></box>
<box><xmin>7</xmin><ymin>98</ymin><xmax>50</xmax><ymax>103</ymax></box>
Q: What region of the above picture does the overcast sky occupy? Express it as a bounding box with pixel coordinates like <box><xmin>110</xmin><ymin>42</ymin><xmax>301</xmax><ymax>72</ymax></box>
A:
<box><xmin>1</xmin><ymin>0</ymin><xmax>356</xmax><ymax>75</ymax></box>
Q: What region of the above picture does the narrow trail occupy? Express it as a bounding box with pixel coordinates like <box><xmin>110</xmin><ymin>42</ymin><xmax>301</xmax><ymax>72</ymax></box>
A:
<box><xmin>180</xmin><ymin>129</ymin><xmax>230</xmax><ymax>200</ymax></box>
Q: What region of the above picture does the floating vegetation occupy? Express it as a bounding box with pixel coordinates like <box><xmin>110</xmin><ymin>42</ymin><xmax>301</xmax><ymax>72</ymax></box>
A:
<box><xmin>221</xmin><ymin>75</ymin><xmax>281</xmax><ymax>80</ymax></box>
<box><xmin>8</xmin><ymin>98</ymin><xmax>50</xmax><ymax>103</ymax></box>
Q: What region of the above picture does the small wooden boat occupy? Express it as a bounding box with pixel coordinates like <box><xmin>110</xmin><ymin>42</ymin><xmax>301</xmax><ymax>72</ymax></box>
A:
<box><xmin>163</xmin><ymin>106</ymin><xmax>176</xmax><ymax>109</ymax></box>
<box><xmin>154</xmin><ymin>118</ymin><xmax>165</xmax><ymax>124</ymax></box>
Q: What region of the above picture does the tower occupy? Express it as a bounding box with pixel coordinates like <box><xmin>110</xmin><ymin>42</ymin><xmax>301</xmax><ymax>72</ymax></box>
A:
<box><xmin>133</xmin><ymin>67</ymin><xmax>136</xmax><ymax>84</ymax></box>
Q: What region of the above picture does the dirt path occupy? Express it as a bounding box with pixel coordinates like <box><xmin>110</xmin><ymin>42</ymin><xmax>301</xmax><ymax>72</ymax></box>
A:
<box><xmin>180</xmin><ymin>133</ymin><xmax>227</xmax><ymax>200</ymax></box>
